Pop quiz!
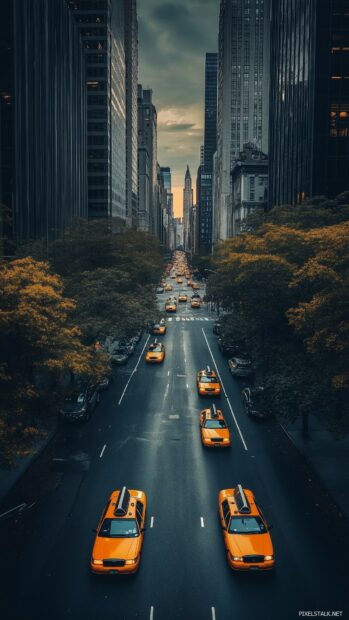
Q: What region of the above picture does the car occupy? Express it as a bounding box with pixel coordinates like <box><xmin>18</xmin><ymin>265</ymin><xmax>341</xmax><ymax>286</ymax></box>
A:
<box><xmin>60</xmin><ymin>383</ymin><xmax>100</xmax><ymax>422</ymax></box>
<box><xmin>241</xmin><ymin>387</ymin><xmax>269</xmax><ymax>420</ymax></box>
<box><xmin>109</xmin><ymin>344</ymin><xmax>129</xmax><ymax>365</ymax></box>
<box><xmin>192</xmin><ymin>283</ymin><xmax>201</xmax><ymax>290</ymax></box>
<box><xmin>97</xmin><ymin>372</ymin><xmax>114</xmax><ymax>391</ymax></box>
<box><xmin>177</xmin><ymin>278</ymin><xmax>183</xmax><ymax>284</ymax></box>
<box><xmin>145</xmin><ymin>340</ymin><xmax>165</xmax><ymax>363</ymax></box>
<box><xmin>213</xmin><ymin>321</ymin><xmax>221</xmax><ymax>335</ymax></box>
<box><xmin>228</xmin><ymin>356</ymin><xmax>254</xmax><ymax>377</ymax></box>
<box><xmin>191</xmin><ymin>298</ymin><xmax>201</xmax><ymax>308</ymax></box>
<box><xmin>200</xmin><ymin>404</ymin><xmax>231</xmax><ymax>447</ymax></box>
<box><xmin>165</xmin><ymin>301</ymin><xmax>177</xmax><ymax>312</ymax></box>
<box><xmin>150</xmin><ymin>323</ymin><xmax>167</xmax><ymax>335</ymax></box>
<box><xmin>187</xmin><ymin>281</ymin><xmax>193</xmax><ymax>287</ymax></box>
<box><xmin>164</xmin><ymin>284</ymin><xmax>173</xmax><ymax>292</ymax></box>
<box><xmin>197</xmin><ymin>366</ymin><xmax>221</xmax><ymax>397</ymax></box>
<box><xmin>178</xmin><ymin>293</ymin><xmax>188</xmax><ymax>302</ymax></box>
<box><xmin>91</xmin><ymin>486</ymin><xmax>147</xmax><ymax>575</ymax></box>
<box><xmin>218</xmin><ymin>484</ymin><xmax>274</xmax><ymax>571</ymax></box>
<box><xmin>218</xmin><ymin>338</ymin><xmax>244</xmax><ymax>357</ymax></box>
<box><xmin>156</xmin><ymin>286</ymin><xmax>164</xmax><ymax>294</ymax></box>
<box><xmin>191</xmin><ymin>293</ymin><xmax>201</xmax><ymax>300</ymax></box>
<box><xmin>119</xmin><ymin>339</ymin><xmax>135</xmax><ymax>355</ymax></box>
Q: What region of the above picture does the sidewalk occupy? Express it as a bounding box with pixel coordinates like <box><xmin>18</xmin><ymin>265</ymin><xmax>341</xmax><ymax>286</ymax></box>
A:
<box><xmin>0</xmin><ymin>431</ymin><xmax>55</xmax><ymax>509</ymax></box>
<box><xmin>283</xmin><ymin>414</ymin><xmax>349</xmax><ymax>520</ymax></box>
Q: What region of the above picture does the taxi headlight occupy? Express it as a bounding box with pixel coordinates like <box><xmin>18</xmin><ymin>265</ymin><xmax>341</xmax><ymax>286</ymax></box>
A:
<box><xmin>125</xmin><ymin>558</ymin><xmax>138</xmax><ymax>565</ymax></box>
<box><xmin>232</xmin><ymin>556</ymin><xmax>243</xmax><ymax>562</ymax></box>
<box><xmin>264</xmin><ymin>555</ymin><xmax>274</xmax><ymax>561</ymax></box>
<box><xmin>92</xmin><ymin>559</ymin><xmax>103</xmax><ymax>565</ymax></box>
<box><xmin>223</xmin><ymin>438</ymin><xmax>229</xmax><ymax>442</ymax></box>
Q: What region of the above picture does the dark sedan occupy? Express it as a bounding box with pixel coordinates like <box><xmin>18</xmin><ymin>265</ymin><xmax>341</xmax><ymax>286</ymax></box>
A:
<box><xmin>241</xmin><ymin>386</ymin><xmax>269</xmax><ymax>420</ymax></box>
<box><xmin>60</xmin><ymin>384</ymin><xmax>100</xmax><ymax>423</ymax></box>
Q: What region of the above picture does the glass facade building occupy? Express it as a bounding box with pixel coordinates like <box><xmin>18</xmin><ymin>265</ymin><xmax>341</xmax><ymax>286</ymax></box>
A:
<box><xmin>70</xmin><ymin>0</ymin><xmax>126</xmax><ymax>224</ymax></box>
<box><xmin>125</xmin><ymin>0</ymin><xmax>138</xmax><ymax>228</ymax></box>
<box><xmin>14</xmin><ymin>0</ymin><xmax>87</xmax><ymax>245</ymax></box>
<box><xmin>0</xmin><ymin>0</ymin><xmax>14</xmax><ymax>253</ymax></box>
<box><xmin>269</xmin><ymin>0</ymin><xmax>349</xmax><ymax>207</ymax></box>
<box><xmin>199</xmin><ymin>53</ymin><xmax>217</xmax><ymax>255</ymax></box>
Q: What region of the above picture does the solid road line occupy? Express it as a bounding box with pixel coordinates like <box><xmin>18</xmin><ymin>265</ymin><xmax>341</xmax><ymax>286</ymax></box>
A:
<box><xmin>202</xmin><ymin>328</ymin><xmax>248</xmax><ymax>451</ymax></box>
<box><xmin>118</xmin><ymin>335</ymin><xmax>150</xmax><ymax>405</ymax></box>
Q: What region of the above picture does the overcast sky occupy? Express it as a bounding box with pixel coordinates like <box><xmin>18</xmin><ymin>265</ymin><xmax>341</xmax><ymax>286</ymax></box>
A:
<box><xmin>137</xmin><ymin>0</ymin><xmax>220</xmax><ymax>217</ymax></box>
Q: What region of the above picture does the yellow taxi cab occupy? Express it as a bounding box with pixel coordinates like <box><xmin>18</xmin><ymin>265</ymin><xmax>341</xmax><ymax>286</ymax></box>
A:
<box><xmin>191</xmin><ymin>298</ymin><xmax>201</xmax><ymax>308</ymax></box>
<box><xmin>91</xmin><ymin>486</ymin><xmax>147</xmax><ymax>574</ymax></box>
<box><xmin>218</xmin><ymin>484</ymin><xmax>274</xmax><ymax>571</ymax></box>
<box><xmin>177</xmin><ymin>278</ymin><xmax>183</xmax><ymax>284</ymax></box>
<box><xmin>170</xmin><ymin>274</ymin><xmax>176</xmax><ymax>279</ymax></box>
<box><xmin>197</xmin><ymin>366</ymin><xmax>221</xmax><ymax>396</ymax></box>
<box><xmin>165</xmin><ymin>300</ymin><xmax>177</xmax><ymax>312</ymax></box>
<box><xmin>145</xmin><ymin>340</ymin><xmax>165</xmax><ymax>363</ymax></box>
<box><xmin>164</xmin><ymin>284</ymin><xmax>173</xmax><ymax>292</ymax></box>
<box><xmin>178</xmin><ymin>293</ymin><xmax>188</xmax><ymax>302</ymax></box>
<box><xmin>192</xmin><ymin>283</ymin><xmax>201</xmax><ymax>290</ymax></box>
<box><xmin>200</xmin><ymin>404</ymin><xmax>231</xmax><ymax>447</ymax></box>
<box><xmin>187</xmin><ymin>280</ymin><xmax>193</xmax><ymax>287</ymax></box>
<box><xmin>150</xmin><ymin>323</ymin><xmax>166</xmax><ymax>335</ymax></box>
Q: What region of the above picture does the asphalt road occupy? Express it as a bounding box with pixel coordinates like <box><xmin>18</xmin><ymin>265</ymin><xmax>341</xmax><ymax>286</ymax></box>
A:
<box><xmin>0</xmin><ymin>279</ymin><xmax>348</xmax><ymax>620</ymax></box>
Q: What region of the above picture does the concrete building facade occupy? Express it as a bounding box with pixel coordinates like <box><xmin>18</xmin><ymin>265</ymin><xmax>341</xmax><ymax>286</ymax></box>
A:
<box><xmin>183</xmin><ymin>165</ymin><xmax>193</xmax><ymax>251</ymax></box>
<box><xmin>213</xmin><ymin>0</ymin><xmax>270</xmax><ymax>244</ymax></box>
<box><xmin>231</xmin><ymin>143</ymin><xmax>268</xmax><ymax>235</ymax></box>
<box><xmin>137</xmin><ymin>85</ymin><xmax>158</xmax><ymax>236</ymax></box>
<box><xmin>124</xmin><ymin>0</ymin><xmax>138</xmax><ymax>228</ymax></box>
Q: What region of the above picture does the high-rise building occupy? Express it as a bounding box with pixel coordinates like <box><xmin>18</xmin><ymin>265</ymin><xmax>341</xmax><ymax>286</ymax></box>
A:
<box><xmin>213</xmin><ymin>0</ymin><xmax>270</xmax><ymax>244</ymax></box>
<box><xmin>14</xmin><ymin>0</ymin><xmax>87</xmax><ymax>245</ymax></box>
<box><xmin>183</xmin><ymin>165</ymin><xmax>193</xmax><ymax>251</ymax></box>
<box><xmin>160</xmin><ymin>166</ymin><xmax>173</xmax><ymax>217</ymax></box>
<box><xmin>198</xmin><ymin>53</ymin><xmax>217</xmax><ymax>255</ymax></box>
<box><xmin>137</xmin><ymin>85</ymin><xmax>158</xmax><ymax>235</ymax></box>
<box><xmin>124</xmin><ymin>0</ymin><xmax>138</xmax><ymax>228</ymax></box>
<box><xmin>0</xmin><ymin>0</ymin><xmax>14</xmax><ymax>255</ymax></box>
<box><xmin>71</xmin><ymin>0</ymin><xmax>126</xmax><ymax>225</ymax></box>
<box><xmin>269</xmin><ymin>0</ymin><xmax>349</xmax><ymax>208</ymax></box>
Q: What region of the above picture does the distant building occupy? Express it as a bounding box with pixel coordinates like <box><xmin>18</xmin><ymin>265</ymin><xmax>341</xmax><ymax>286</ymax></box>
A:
<box><xmin>231</xmin><ymin>143</ymin><xmax>268</xmax><ymax>235</ymax></box>
<box><xmin>14</xmin><ymin>0</ymin><xmax>87</xmax><ymax>245</ymax></box>
<box><xmin>124</xmin><ymin>0</ymin><xmax>138</xmax><ymax>228</ymax></box>
<box><xmin>137</xmin><ymin>85</ymin><xmax>158</xmax><ymax>236</ymax></box>
<box><xmin>137</xmin><ymin>146</ymin><xmax>150</xmax><ymax>231</ymax></box>
<box><xmin>173</xmin><ymin>217</ymin><xmax>184</xmax><ymax>249</ymax></box>
<box><xmin>269</xmin><ymin>0</ymin><xmax>349</xmax><ymax>207</ymax></box>
<box><xmin>198</xmin><ymin>53</ymin><xmax>217</xmax><ymax>255</ymax></box>
<box><xmin>183</xmin><ymin>165</ymin><xmax>193</xmax><ymax>251</ymax></box>
<box><xmin>213</xmin><ymin>0</ymin><xmax>270</xmax><ymax>244</ymax></box>
<box><xmin>71</xmin><ymin>0</ymin><xmax>126</xmax><ymax>225</ymax></box>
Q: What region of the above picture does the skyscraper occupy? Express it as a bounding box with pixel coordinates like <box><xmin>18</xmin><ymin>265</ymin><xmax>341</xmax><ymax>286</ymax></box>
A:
<box><xmin>269</xmin><ymin>0</ymin><xmax>349</xmax><ymax>208</ymax></box>
<box><xmin>183</xmin><ymin>165</ymin><xmax>193</xmax><ymax>251</ymax></box>
<box><xmin>124</xmin><ymin>0</ymin><xmax>138</xmax><ymax>228</ymax></box>
<box><xmin>213</xmin><ymin>0</ymin><xmax>270</xmax><ymax>244</ymax></box>
<box><xmin>14</xmin><ymin>0</ymin><xmax>87</xmax><ymax>245</ymax></box>
<box><xmin>137</xmin><ymin>85</ymin><xmax>158</xmax><ymax>235</ymax></box>
<box><xmin>71</xmin><ymin>0</ymin><xmax>126</xmax><ymax>225</ymax></box>
<box><xmin>198</xmin><ymin>53</ymin><xmax>217</xmax><ymax>255</ymax></box>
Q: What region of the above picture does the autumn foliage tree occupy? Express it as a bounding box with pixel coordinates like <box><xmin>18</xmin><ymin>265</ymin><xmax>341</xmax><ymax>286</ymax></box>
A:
<box><xmin>207</xmin><ymin>194</ymin><xmax>349</xmax><ymax>436</ymax></box>
<box><xmin>0</xmin><ymin>257</ymin><xmax>108</xmax><ymax>464</ymax></box>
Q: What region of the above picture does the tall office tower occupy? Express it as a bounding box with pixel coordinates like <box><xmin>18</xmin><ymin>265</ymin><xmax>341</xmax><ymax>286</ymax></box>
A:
<box><xmin>200</xmin><ymin>145</ymin><xmax>204</xmax><ymax>166</ymax></box>
<box><xmin>0</xmin><ymin>0</ymin><xmax>14</xmax><ymax>255</ymax></box>
<box><xmin>183</xmin><ymin>165</ymin><xmax>193</xmax><ymax>251</ymax></box>
<box><xmin>160</xmin><ymin>166</ymin><xmax>173</xmax><ymax>216</ymax></box>
<box><xmin>137</xmin><ymin>85</ymin><xmax>158</xmax><ymax>236</ymax></box>
<box><xmin>213</xmin><ymin>0</ymin><xmax>270</xmax><ymax>244</ymax></box>
<box><xmin>14</xmin><ymin>0</ymin><xmax>87</xmax><ymax>246</ymax></box>
<box><xmin>269</xmin><ymin>0</ymin><xmax>349</xmax><ymax>208</ymax></box>
<box><xmin>124</xmin><ymin>0</ymin><xmax>138</xmax><ymax>228</ymax></box>
<box><xmin>199</xmin><ymin>53</ymin><xmax>217</xmax><ymax>254</ymax></box>
<box><xmin>71</xmin><ymin>0</ymin><xmax>126</xmax><ymax>225</ymax></box>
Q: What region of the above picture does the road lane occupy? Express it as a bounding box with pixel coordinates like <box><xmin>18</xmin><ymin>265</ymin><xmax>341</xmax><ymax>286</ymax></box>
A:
<box><xmin>0</xmin><ymin>285</ymin><xmax>348</xmax><ymax>619</ymax></box>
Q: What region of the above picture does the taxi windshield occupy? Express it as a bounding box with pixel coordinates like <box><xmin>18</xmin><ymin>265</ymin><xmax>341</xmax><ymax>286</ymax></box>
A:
<box><xmin>229</xmin><ymin>516</ymin><xmax>266</xmax><ymax>534</ymax></box>
<box><xmin>200</xmin><ymin>375</ymin><xmax>218</xmax><ymax>384</ymax></box>
<box><xmin>204</xmin><ymin>419</ymin><xmax>226</xmax><ymax>429</ymax></box>
<box><xmin>99</xmin><ymin>518</ymin><xmax>139</xmax><ymax>538</ymax></box>
<box><xmin>149</xmin><ymin>345</ymin><xmax>162</xmax><ymax>352</ymax></box>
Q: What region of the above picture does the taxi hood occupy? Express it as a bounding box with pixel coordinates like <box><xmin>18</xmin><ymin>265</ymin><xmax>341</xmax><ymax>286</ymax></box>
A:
<box><xmin>93</xmin><ymin>537</ymin><xmax>141</xmax><ymax>561</ymax></box>
<box><xmin>227</xmin><ymin>532</ymin><xmax>273</xmax><ymax>558</ymax></box>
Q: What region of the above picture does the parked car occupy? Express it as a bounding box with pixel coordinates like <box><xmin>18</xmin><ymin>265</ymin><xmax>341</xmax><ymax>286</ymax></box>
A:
<box><xmin>218</xmin><ymin>338</ymin><xmax>245</xmax><ymax>357</ymax></box>
<box><xmin>213</xmin><ymin>321</ymin><xmax>221</xmax><ymax>335</ymax></box>
<box><xmin>119</xmin><ymin>339</ymin><xmax>135</xmax><ymax>355</ymax></box>
<box><xmin>109</xmin><ymin>345</ymin><xmax>129</xmax><ymax>365</ymax></box>
<box><xmin>228</xmin><ymin>356</ymin><xmax>254</xmax><ymax>377</ymax></box>
<box><xmin>60</xmin><ymin>383</ymin><xmax>100</xmax><ymax>422</ymax></box>
<box><xmin>156</xmin><ymin>286</ymin><xmax>164</xmax><ymax>294</ymax></box>
<box><xmin>241</xmin><ymin>386</ymin><xmax>269</xmax><ymax>420</ymax></box>
<box><xmin>97</xmin><ymin>372</ymin><xmax>114</xmax><ymax>391</ymax></box>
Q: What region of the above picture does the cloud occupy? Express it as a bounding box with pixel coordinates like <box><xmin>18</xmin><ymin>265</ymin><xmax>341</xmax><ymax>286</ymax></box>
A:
<box><xmin>138</xmin><ymin>0</ymin><xmax>220</xmax><ymax>214</ymax></box>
